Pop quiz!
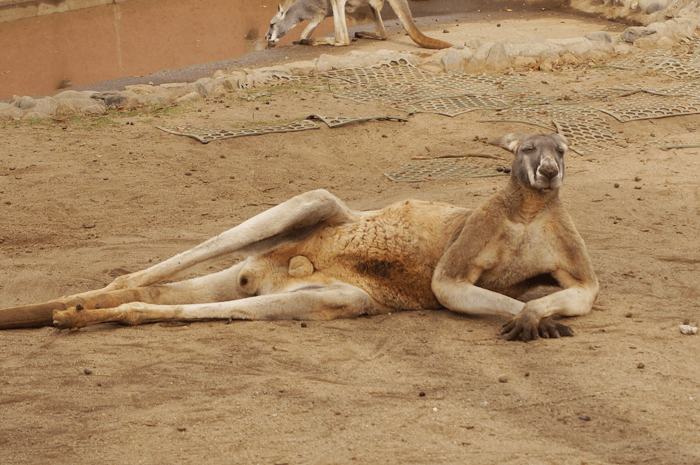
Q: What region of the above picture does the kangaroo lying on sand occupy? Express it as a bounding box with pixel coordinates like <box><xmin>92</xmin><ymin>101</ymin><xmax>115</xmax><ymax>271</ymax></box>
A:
<box><xmin>0</xmin><ymin>134</ymin><xmax>598</xmax><ymax>342</ymax></box>
<box><xmin>264</xmin><ymin>0</ymin><xmax>452</xmax><ymax>49</ymax></box>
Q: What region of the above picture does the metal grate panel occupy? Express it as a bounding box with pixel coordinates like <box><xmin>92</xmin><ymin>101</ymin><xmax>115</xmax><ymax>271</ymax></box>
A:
<box><xmin>384</xmin><ymin>159</ymin><xmax>508</xmax><ymax>183</ymax></box>
<box><xmin>598</xmin><ymin>92</ymin><xmax>700</xmax><ymax>122</ymax></box>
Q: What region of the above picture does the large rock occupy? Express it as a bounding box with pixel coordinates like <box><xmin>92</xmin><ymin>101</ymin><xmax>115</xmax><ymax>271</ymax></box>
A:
<box><xmin>482</xmin><ymin>42</ymin><xmax>510</xmax><ymax>73</ymax></box>
<box><xmin>123</xmin><ymin>84</ymin><xmax>157</xmax><ymax>96</ymax></box>
<box><xmin>174</xmin><ymin>92</ymin><xmax>201</xmax><ymax>104</ymax></box>
<box><xmin>505</xmin><ymin>39</ymin><xmax>563</xmax><ymax>58</ymax></box>
<box><xmin>91</xmin><ymin>91</ymin><xmax>128</xmax><ymax>107</ymax></box>
<box><xmin>32</xmin><ymin>98</ymin><xmax>58</xmax><ymax>115</ymax></box>
<box><xmin>195</xmin><ymin>78</ymin><xmax>227</xmax><ymax>98</ymax></box>
<box><xmin>55</xmin><ymin>99</ymin><xmax>78</xmax><ymax>117</ymax></box>
<box><xmin>549</xmin><ymin>37</ymin><xmax>593</xmax><ymax>56</ymax></box>
<box><xmin>0</xmin><ymin>102</ymin><xmax>24</xmax><ymax>120</ymax></box>
<box><xmin>441</xmin><ymin>47</ymin><xmax>475</xmax><ymax>73</ymax></box>
<box><xmin>22</xmin><ymin>112</ymin><xmax>51</xmax><ymax>121</ymax></box>
<box><xmin>11</xmin><ymin>95</ymin><xmax>36</xmax><ymax>110</ymax></box>
<box><xmin>465</xmin><ymin>41</ymin><xmax>494</xmax><ymax>73</ymax></box>
<box><xmin>315</xmin><ymin>54</ymin><xmax>341</xmax><ymax>73</ymax></box>
<box><xmin>67</xmin><ymin>98</ymin><xmax>106</xmax><ymax>114</ymax></box>
<box><xmin>54</xmin><ymin>90</ymin><xmax>94</xmax><ymax>100</ymax></box>
<box><xmin>621</xmin><ymin>26</ymin><xmax>656</xmax><ymax>43</ymax></box>
<box><xmin>286</xmin><ymin>60</ymin><xmax>317</xmax><ymax>75</ymax></box>
<box><xmin>584</xmin><ymin>31</ymin><xmax>613</xmax><ymax>43</ymax></box>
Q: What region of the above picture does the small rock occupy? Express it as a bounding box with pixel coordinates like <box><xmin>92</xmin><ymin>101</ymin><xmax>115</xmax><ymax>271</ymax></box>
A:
<box><xmin>578</xmin><ymin>414</ymin><xmax>592</xmax><ymax>421</ymax></box>
<box><xmin>419</xmin><ymin>392</ymin><xmax>426</xmax><ymax>397</ymax></box>
<box><xmin>626</xmin><ymin>312</ymin><xmax>633</xmax><ymax>318</ymax></box>
<box><xmin>614</xmin><ymin>183</ymin><xmax>620</xmax><ymax>188</ymax></box>
<box><xmin>84</xmin><ymin>368</ymin><xmax>93</xmax><ymax>375</ymax></box>
<box><xmin>177</xmin><ymin>427</ymin><xmax>187</xmax><ymax>432</ymax></box>
<box><xmin>637</xmin><ymin>363</ymin><xmax>645</xmax><ymax>369</ymax></box>
<box><xmin>498</xmin><ymin>376</ymin><xmax>508</xmax><ymax>383</ymax></box>
<box><xmin>300</xmin><ymin>322</ymin><xmax>307</xmax><ymax>328</ymax></box>
<box><xmin>679</xmin><ymin>325</ymin><xmax>698</xmax><ymax>335</ymax></box>
<box><xmin>497</xmin><ymin>23</ymin><xmax>501</xmax><ymax>27</ymax></box>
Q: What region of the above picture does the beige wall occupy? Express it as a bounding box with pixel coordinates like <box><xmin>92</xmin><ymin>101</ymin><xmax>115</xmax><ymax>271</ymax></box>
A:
<box><xmin>0</xmin><ymin>0</ymin><xmax>134</xmax><ymax>24</ymax></box>
<box><xmin>0</xmin><ymin>0</ymin><xmax>332</xmax><ymax>98</ymax></box>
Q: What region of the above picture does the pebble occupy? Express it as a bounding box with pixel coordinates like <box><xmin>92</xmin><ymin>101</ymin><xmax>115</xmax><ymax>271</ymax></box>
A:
<box><xmin>578</xmin><ymin>414</ymin><xmax>592</xmax><ymax>421</ymax></box>
<box><xmin>83</xmin><ymin>368</ymin><xmax>92</xmax><ymax>375</ymax></box>
<box><xmin>679</xmin><ymin>324</ymin><xmax>698</xmax><ymax>335</ymax></box>
<box><xmin>300</xmin><ymin>322</ymin><xmax>307</xmax><ymax>328</ymax></box>
<box><xmin>177</xmin><ymin>427</ymin><xmax>187</xmax><ymax>432</ymax></box>
<box><xmin>637</xmin><ymin>362</ymin><xmax>645</xmax><ymax>369</ymax></box>
<box><xmin>498</xmin><ymin>376</ymin><xmax>508</xmax><ymax>383</ymax></box>
<box><xmin>419</xmin><ymin>392</ymin><xmax>426</xmax><ymax>397</ymax></box>
<box><xmin>614</xmin><ymin>183</ymin><xmax>620</xmax><ymax>188</ymax></box>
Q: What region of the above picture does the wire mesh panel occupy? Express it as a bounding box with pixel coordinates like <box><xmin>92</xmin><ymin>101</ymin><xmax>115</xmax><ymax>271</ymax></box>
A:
<box><xmin>384</xmin><ymin>159</ymin><xmax>508</xmax><ymax>183</ymax></box>
<box><xmin>497</xmin><ymin>105</ymin><xmax>621</xmax><ymax>155</ymax></box>
<box><xmin>156</xmin><ymin>120</ymin><xmax>320</xmax><ymax>143</ymax></box>
<box><xmin>598</xmin><ymin>92</ymin><xmax>700</xmax><ymax>122</ymax></box>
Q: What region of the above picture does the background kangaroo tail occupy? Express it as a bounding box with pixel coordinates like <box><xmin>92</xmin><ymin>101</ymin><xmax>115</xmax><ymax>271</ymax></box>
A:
<box><xmin>387</xmin><ymin>0</ymin><xmax>452</xmax><ymax>49</ymax></box>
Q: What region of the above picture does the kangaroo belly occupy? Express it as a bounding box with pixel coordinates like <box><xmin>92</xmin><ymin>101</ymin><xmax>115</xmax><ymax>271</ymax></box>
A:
<box><xmin>299</xmin><ymin>200</ymin><xmax>470</xmax><ymax>310</ymax></box>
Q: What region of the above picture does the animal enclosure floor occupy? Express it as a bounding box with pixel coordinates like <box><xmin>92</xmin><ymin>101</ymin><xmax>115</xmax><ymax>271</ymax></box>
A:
<box><xmin>1</xmin><ymin>12</ymin><xmax>700</xmax><ymax>465</ymax></box>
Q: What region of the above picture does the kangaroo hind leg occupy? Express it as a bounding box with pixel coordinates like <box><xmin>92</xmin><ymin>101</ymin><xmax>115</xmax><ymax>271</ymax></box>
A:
<box><xmin>354</xmin><ymin>0</ymin><xmax>388</xmax><ymax>40</ymax></box>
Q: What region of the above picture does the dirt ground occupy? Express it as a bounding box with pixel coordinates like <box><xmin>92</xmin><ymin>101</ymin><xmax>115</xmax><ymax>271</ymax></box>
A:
<box><xmin>2</xmin><ymin>9</ymin><xmax>700</xmax><ymax>465</ymax></box>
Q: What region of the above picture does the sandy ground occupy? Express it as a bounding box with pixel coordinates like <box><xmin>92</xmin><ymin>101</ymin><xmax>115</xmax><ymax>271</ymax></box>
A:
<box><xmin>1</xmin><ymin>8</ymin><xmax>700</xmax><ymax>465</ymax></box>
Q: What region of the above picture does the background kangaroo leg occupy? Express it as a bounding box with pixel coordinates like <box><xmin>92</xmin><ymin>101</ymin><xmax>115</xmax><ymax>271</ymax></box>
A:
<box><xmin>354</xmin><ymin>0</ymin><xmax>388</xmax><ymax>40</ymax></box>
<box><xmin>329</xmin><ymin>0</ymin><xmax>351</xmax><ymax>45</ymax></box>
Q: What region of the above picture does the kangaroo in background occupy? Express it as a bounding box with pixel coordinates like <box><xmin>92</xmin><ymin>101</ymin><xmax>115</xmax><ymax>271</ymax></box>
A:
<box><xmin>264</xmin><ymin>0</ymin><xmax>452</xmax><ymax>49</ymax></box>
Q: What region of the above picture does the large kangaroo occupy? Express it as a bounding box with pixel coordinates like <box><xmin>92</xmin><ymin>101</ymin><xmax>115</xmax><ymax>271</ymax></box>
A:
<box><xmin>264</xmin><ymin>0</ymin><xmax>452</xmax><ymax>49</ymax></box>
<box><xmin>0</xmin><ymin>134</ymin><xmax>598</xmax><ymax>342</ymax></box>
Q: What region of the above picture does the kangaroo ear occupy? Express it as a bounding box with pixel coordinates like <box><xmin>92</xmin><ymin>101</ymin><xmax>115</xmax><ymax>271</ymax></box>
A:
<box><xmin>279</xmin><ymin>0</ymin><xmax>294</xmax><ymax>12</ymax></box>
<box><xmin>551</xmin><ymin>133</ymin><xmax>569</xmax><ymax>149</ymax></box>
<box><xmin>490</xmin><ymin>133</ymin><xmax>527</xmax><ymax>154</ymax></box>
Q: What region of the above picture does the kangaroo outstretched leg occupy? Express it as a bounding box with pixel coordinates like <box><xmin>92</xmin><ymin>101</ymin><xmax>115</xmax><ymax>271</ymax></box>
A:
<box><xmin>104</xmin><ymin>189</ymin><xmax>355</xmax><ymax>291</ymax></box>
<box><xmin>1</xmin><ymin>189</ymin><xmax>356</xmax><ymax>329</ymax></box>
<box><xmin>53</xmin><ymin>283</ymin><xmax>380</xmax><ymax>329</ymax></box>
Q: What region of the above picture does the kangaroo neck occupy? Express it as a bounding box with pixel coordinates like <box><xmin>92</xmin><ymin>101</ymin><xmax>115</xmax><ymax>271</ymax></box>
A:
<box><xmin>501</xmin><ymin>177</ymin><xmax>559</xmax><ymax>223</ymax></box>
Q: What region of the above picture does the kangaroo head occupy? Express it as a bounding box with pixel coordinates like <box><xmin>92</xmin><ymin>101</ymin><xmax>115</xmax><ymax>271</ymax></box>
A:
<box><xmin>265</xmin><ymin>0</ymin><xmax>295</xmax><ymax>44</ymax></box>
<box><xmin>494</xmin><ymin>133</ymin><xmax>568</xmax><ymax>191</ymax></box>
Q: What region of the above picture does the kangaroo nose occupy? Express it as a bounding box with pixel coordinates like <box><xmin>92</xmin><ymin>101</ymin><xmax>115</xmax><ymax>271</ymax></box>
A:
<box><xmin>539</xmin><ymin>160</ymin><xmax>559</xmax><ymax>179</ymax></box>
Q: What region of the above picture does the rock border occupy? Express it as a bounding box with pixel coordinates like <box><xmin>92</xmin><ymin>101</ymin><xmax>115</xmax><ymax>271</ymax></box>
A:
<box><xmin>1</xmin><ymin>6</ymin><xmax>698</xmax><ymax>122</ymax></box>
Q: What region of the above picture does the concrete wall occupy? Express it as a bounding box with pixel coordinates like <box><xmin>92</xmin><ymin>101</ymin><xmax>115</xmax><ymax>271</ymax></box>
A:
<box><xmin>0</xmin><ymin>0</ymin><xmax>331</xmax><ymax>98</ymax></box>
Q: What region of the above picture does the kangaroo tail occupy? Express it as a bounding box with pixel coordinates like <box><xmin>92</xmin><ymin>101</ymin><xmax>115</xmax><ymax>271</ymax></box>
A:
<box><xmin>0</xmin><ymin>301</ymin><xmax>66</xmax><ymax>329</ymax></box>
<box><xmin>388</xmin><ymin>0</ymin><xmax>452</xmax><ymax>50</ymax></box>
